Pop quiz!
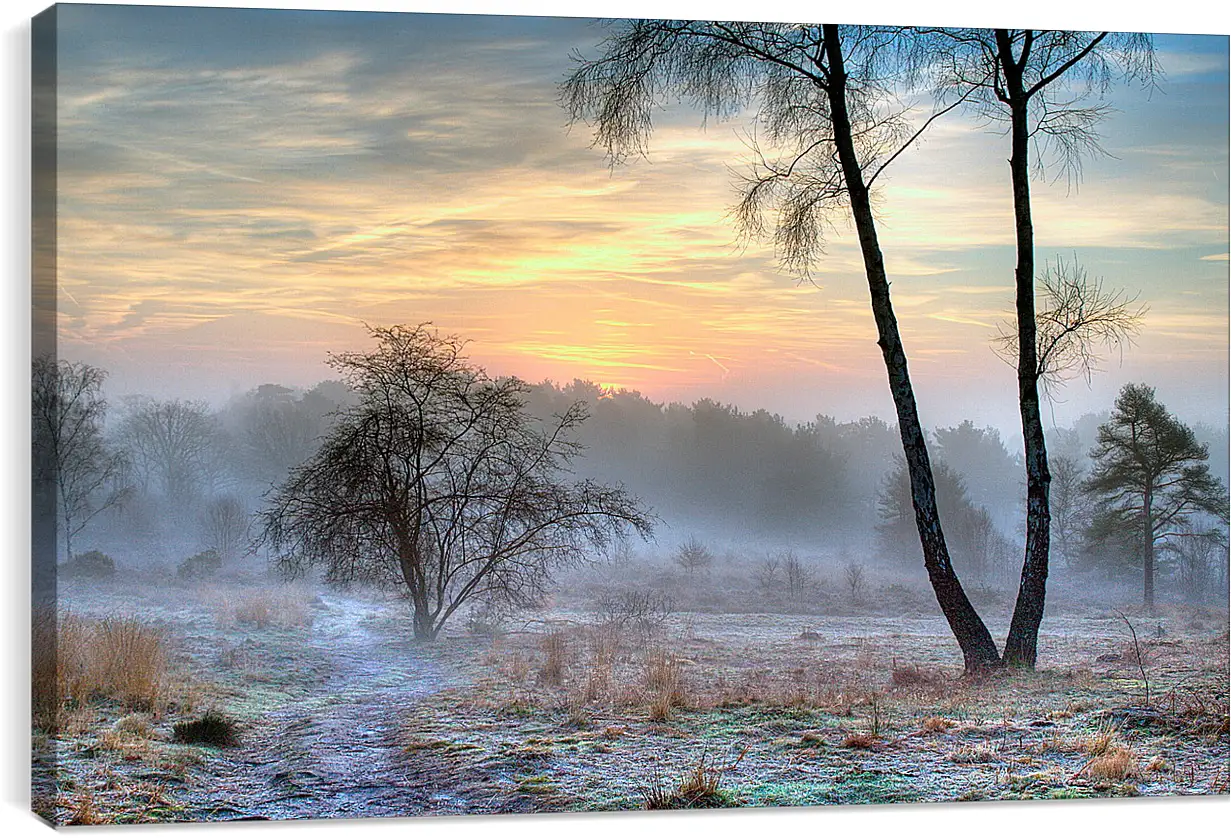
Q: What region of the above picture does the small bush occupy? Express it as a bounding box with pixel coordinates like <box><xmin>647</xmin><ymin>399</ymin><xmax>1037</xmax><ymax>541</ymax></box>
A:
<box><xmin>177</xmin><ymin>549</ymin><xmax>222</xmax><ymax>580</ymax></box>
<box><xmin>464</xmin><ymin>600</ymin><xmax>510</xmax><ymax>637</ymax></box>
<box><xmin>844</xmin><ymin>562</ymin><xmax>867</xmax><ymax>605</ymax></box>
<box><xmin>62</xmin><ymin>550</ymin><xmax>116</xmax><ymax>579</ymax></box>
<box><xmin>172</xmin><ymin>710</ymin><xmax>239</xmax><ymax>747</ymax></box>
<box><xmin>592</xmin><ymin>589</ymin><xmax>674</xmax><ymax>636</ymax></box>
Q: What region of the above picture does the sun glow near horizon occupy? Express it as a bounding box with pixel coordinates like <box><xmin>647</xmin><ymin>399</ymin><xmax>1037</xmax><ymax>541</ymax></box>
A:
<box><xmin>51</xmin><ymin>6</ymin><xmax>1230</xmax><ymax>435</ymax></box>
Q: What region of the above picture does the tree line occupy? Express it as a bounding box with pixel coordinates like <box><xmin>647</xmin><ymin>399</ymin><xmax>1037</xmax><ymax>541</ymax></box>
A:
<box><xmin>34</xmin><ymin>341</ymin><xmax>1227</xmax><ymax>640</ymax></box>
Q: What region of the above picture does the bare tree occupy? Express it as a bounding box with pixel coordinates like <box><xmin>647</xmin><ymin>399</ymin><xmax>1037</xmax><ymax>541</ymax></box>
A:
<box><xmin>31</xmin><ymin>357</ymin><xmax>130</xmax><ymax>562</ymax></box>
<box><xmin>1164</xmin><ymin>523</ymin><xmax>1224</xmax><ymax>604</ymax></box>
<box><xmin>753</xmin><ymin>553</ymin><xmax>781</xmax><ymax>593</ymax></box>
<box><xmin>119</xmin><ymin>398</ymin><xmax>221</xmax><ymax>501</ymax></box>
<box><xmin>564</xmin><ymin>21</ymin><xmax>1001</xmax><ymax>670</ymax></box>
<box><xmin>674</xmin><ymin>536</ymin><xmax>714</xmax><ymax>577</ymax></box>
<box><xmin>780</xmin><ymin>550</ymin><xmax>813</xmax><ymax>607</ymax></box>
<box><xmin>1049</xmin><ymin>453</ymin><xmax>1092</xmax><ymax>570</ymax></box>
<box><xmin>844</xmin><ymin>561</ymin><xmax>867</xmax><ymax>605</ymax></box>
<box><xmin>230</xmin><ymin>384</ymin><xmax>338</xmax><ymax>487</ymax></box>
<box><xmin>924</xmin><ymin>27</ymin><xmax>1157</xmax><ymax>667</ymax></box>
<box><xmin>200</xmin><ymin>494</ymin><xmax>250</xmax><ymax>565</ymax></box>
<box><xmin>994</xmin><ymin>258</ymin><xmax>1146</xmax><ymax>398</ymax></box>
<box><xmin>257</xmin><ymin>325</ymin><xmax>654</xmax><ymax>640</ymax></box>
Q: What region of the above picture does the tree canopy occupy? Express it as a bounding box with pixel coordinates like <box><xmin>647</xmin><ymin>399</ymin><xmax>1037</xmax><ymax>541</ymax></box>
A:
<box><xmin>1085</xmin><ymin>383</ymin><xmax>1229</xmax><ymax>609</ymax></box>
<box><xmin>257</xmin><ymin>325</ymin><xmax>654</xmax><ymax>640</ymax></box>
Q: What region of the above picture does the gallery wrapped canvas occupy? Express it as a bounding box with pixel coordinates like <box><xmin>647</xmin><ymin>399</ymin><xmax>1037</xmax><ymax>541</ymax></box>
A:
<box><xmin>29</xmin><ymin>0</ymin><xmax>1229</xmax><ymax>827</ymax></box>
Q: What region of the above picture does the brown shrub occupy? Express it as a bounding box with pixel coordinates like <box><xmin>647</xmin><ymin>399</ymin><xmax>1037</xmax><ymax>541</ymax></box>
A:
<box><xmin>921</xmin><ymin>716</ymin><xmax>955</xmax><ymax>733</ymax></box>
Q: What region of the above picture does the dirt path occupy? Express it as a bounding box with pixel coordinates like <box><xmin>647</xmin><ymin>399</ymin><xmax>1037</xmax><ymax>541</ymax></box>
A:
<box><xmin>188</xmin><ymin>593</ymin><xmax>471</xmax><ymax>821</ymax></box>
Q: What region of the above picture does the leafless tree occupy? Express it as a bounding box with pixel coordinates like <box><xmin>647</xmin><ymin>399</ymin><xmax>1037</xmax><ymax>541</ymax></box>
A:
<box><xmin>31</xmin><ymin>357</ymin><xmax>130</xmax><ymax>562</ymax></box>
<box><xmin>119</xmin><ymin>398</ymin><xmax>221</xmax><ymax>501</ymax></box>
<box><xmin>844</xmin><ymin>561</ymin><xmax>867</xmax><ymax>605</ymax></box>
<box><xmin>564</xmin><ymin>21</ymin><xmax>1001</xmax><ymax>670</ymax></box>
<box><xmin>593</xmin><ymin>588</ymin><xmax>675</xmax><ymax>636</ymax></box>
<box><xmin>921</xmin><ymin>27</ymin><xmax>1157</xmax><ymax>666</ymax></box>
<box><xmin>1048</xmin><ymin>453</ymin><xmax>1092</xmax><ymax>570</ymax></box>
<box><xmin>994</xmin><ymin>258</ymin><xmax>1146</xmax><ymax>398</ymax></box>
<box><xmin>257</xmin><ymin>325</ymin><xmax>654</xmax><ymax>640</ymax></box>
<box><xmin>780</xmin><ymin>550</ymin><xmax>813</xmax><ymax>607</ymax></box>
<box><xmin>200</xmin><ymin>494</ymin><xmax>250</xmax><ymax>565</ymax></box>
<box><xmin>674</xmin><ymin>536</ymin><xmax>714</xmax><ymax>576</ymax></box>
<box><xmin>1164</xmin><ymin>524</ymin><xmax>1224</xmax><ymax>604</ymax></box>
<box><xmin>753</xmin><ymin>553</ymin><xmax>781</xmax><ymax>593</ymax></box>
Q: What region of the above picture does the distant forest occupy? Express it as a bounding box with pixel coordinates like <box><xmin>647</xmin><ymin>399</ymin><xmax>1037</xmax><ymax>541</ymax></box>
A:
<box><xmin>68</xmin><ymin>370</ymin><xmax>1229</xmax><ymax>601</ymax></box>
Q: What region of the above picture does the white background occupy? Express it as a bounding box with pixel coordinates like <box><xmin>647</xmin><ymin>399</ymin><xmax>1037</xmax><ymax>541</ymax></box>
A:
<box><xmin>3</xmin><ymin>2</ymin><xmax>1228</xmax><ymax>836</ymax></box>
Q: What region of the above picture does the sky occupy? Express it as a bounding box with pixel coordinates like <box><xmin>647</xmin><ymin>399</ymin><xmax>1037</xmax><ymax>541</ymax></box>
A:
<box><xmin>48</xmin><ymin>1</ymin><xmax>1230</xmax><ymax>439</ymax></box>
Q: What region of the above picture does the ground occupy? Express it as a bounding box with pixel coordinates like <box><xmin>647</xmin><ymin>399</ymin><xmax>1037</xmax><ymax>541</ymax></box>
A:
<box><xmin>34</xmin><ymin>572</ymin><xmax>1229</xmax><ymax>824</ymax></box>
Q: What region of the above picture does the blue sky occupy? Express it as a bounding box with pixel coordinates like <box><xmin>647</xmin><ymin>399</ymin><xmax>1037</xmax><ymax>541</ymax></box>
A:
<box><xmin>49</xmin><ymin>3</ymin><xmax>1229</xmax><ymax>437</ymax></box>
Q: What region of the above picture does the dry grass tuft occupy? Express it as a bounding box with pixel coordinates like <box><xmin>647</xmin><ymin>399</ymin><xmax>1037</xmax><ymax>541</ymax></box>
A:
<box><xmin>63</xmin><ymin>792</ymin><xmax>105</xmax><ymax>826</ymax></box>
<box><xmin>1081</xmin><ymin>727</ymin><xmax>1117</xmax><ymax>756</ymax></box>
<box><xmin>841</xmin><ymin>732</ymin><xmax>877</xmax><ymax>749</ymax></box>
<box><xmin>891</xmin><ymin>661</ymin><xmax>947</xmax><ymax>690</ymax></box>
<box><xmin>216</xmin><ymin>585</ymin><xmax>314</xmax><ymax>630</ymax></box>
<box><xmin>640</xmin><ymin>751</ymin><xmax>740</xmax><ymax>809</ymax></box>
<box><xmin>113</xmin><ymin>713</ymin><xmax>155</xmax><ymax>737</ymax></box>
<box><xmin>645</xmin><ymin>648</ymin><xmax>687</xmax><ymax>720</ymax></box>
<box><xmin>537</xmin><ymin>632</ymin><xmax>569</xmax><ymax>686</ymax></box>
<box><xmin>1084</xmin><ymin>745</ymin><xmax>1136</xmax><ymax>780</ymax></box>
<box><xmin>58</xmin><ymin>614</ymin><xmax>168</xmax><ymax>712</ymax></box>
<box><xmin>921</xmin><ymin>715</ymin><xmax>955</xmax><ymax>733</ymax></box>
<box><xmin>949</xmin><ymin>743</ymin><xmax>998</xmax><ymax>764</ymax></box>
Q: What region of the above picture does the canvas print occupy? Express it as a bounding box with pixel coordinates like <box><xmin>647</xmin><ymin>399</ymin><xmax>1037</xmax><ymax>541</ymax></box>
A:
<box><xmin>30</xmin><ymin>1</ymin><xmax>1230</xmax><ymax>825</ymax></box>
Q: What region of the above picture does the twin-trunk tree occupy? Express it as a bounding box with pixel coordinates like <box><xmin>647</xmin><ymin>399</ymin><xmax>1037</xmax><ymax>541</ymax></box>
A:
<box><xmin>257</xmin><ymin>325</ymin><xmax>654</xmax><ymax>640</ymax></box>
<box><xmin>565</xmin><ymin>22</ymin><xmax>1001</xmax><ymax>669</ymax></box>
<box><xmin>564</xmin><ymin>22</ymin><xmax>1154</xmax><ymax>670</ymax></box>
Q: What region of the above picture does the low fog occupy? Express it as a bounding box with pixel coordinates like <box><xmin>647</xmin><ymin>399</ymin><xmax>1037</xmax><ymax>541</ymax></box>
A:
<box><xmin>55</xmin><ymin>362</ymin><xmax>1231</xmax><ymax>613</ymax></box>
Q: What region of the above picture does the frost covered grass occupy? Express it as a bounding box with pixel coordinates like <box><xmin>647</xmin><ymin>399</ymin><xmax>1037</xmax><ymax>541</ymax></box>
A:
<box><xmin>42</xmin><ymin>573</ymin><xmax>1229</xmax><ymax>822</ymax></box>
<box><xmin>399</xmin><ymin>603</ymin><xmax>1229</xmax><ymax>810</ymax></box>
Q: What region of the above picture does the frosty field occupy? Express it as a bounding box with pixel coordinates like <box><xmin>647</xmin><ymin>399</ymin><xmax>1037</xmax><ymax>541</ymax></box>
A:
<box><xmin>36</xmin><ymin>566</ymin><xmax>1228</xmax><ymax>824</ymax></box>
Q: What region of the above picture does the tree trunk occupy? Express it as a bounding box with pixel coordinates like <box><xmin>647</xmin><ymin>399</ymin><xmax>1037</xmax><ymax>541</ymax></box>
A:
<box><xmin>412</xmin><ymin>599</ymin><xmax>438</xmax><ymax>641</ymax></box>
<box><xmin>397</xmin><ymin>537</ymin><xmax>439</xmax><ymax>641</ymax></box>
<box><xmin>1143</xmin><ymin>493</ymin><xmax>1155</xmax><ymax>612</ymax></box>
<box><xmin>822</xmin><ymin>26</ymin><xmax>1001</xmax><ymax>672</ymax></box>
<box><xmin>1001</xmin><ymin>73</ymin><xmax>1052</xmax><ymax>668</ymax></box>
